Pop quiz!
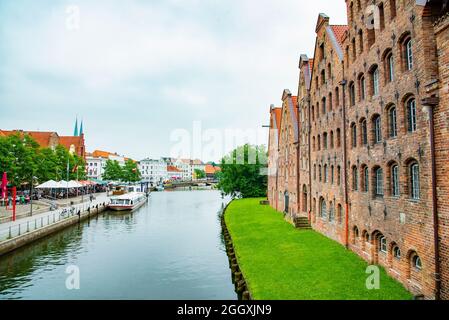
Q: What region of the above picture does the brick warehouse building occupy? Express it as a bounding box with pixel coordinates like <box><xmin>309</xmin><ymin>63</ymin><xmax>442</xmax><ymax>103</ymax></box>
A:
<box><xmin>267</xmin><ymin>0</ymin><xmax>449</xmax><ymax>299</ymax></box>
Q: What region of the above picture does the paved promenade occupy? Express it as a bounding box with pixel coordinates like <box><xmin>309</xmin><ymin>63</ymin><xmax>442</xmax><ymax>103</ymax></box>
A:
<box><xmin>0</xmin><ymin>193</ymin><xmax>110</xmax><ymax>242</ymax></box>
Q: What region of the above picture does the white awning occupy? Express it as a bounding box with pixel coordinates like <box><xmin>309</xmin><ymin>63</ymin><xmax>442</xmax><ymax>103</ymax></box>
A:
<box><xmin>36</xmin><ymin>180</ymin><xmax>60</xmax><ymax>189</ymax></box>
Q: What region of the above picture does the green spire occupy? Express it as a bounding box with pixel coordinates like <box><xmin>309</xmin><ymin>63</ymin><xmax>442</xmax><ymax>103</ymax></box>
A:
<box><xmin>74</xmin><ymin>118</ymin><xmax>79</xmax><ymax>136</ymax></box>
<box><xmin>79</xmin><ymin>120</ymin><xmax>84</xmax><ymax>136</ymax></box>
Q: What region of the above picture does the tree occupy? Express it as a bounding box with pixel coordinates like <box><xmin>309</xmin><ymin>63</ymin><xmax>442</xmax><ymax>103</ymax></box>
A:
<box><xmin>102</xmin><ymin>160</ymin><xmax>123</xmax><ymax>181</ymax></box>
<box><xmin>121</xmin><ymin>159</ymin><xmax>141</xmax><ymax>183</ymax></box>
<box><xmin>218</xmin><ymin>144</ymin><xmax>268</xmax><ymax>198</ymax></box>
<box><xmin>194</xmin><ymin>169</ymin><xmax>206</xmax><ymax>179</ymax></box>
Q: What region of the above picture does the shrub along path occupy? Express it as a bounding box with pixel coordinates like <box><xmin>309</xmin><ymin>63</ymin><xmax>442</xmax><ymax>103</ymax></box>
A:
<box><xmin>225</xmin><ymin>198</ymin><xmax>413</xmax><ymax>300</ymax></box>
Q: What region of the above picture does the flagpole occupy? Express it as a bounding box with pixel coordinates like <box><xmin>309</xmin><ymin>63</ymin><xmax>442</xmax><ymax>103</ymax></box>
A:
<box><xmin>67</xmin><ymin>157</ymin><xmax>69</xmax><ymax>201</ymax></box>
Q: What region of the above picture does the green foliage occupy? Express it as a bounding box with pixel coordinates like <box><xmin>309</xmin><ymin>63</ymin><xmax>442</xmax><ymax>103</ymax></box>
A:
<box><xmin>122</xmin><ymin>159</ymin><xmax>141</xmax><ymax>183</ymax></box>
<box><xmin>0</xmin><ymin>133</ymin><xmax>87</xmax><ymax>187</ymax></box>
<box><xmin>218</xmin><ymin>144</ymin><xmax>267</xmax><ymax>198</ymax></box>
<box><xmin>194</xmin><ymin>169</ymin><xmax>206</xmax><ymax>179</ymax></box>
<box><xmin>102</xmin><ymin>160</ymin><xmax>123</xmax><ymax>181</ymax></box>
<box><xmin>225</xmin><ymin>199</ymin><xmax>413</xmax><ymax>300</ymax></box>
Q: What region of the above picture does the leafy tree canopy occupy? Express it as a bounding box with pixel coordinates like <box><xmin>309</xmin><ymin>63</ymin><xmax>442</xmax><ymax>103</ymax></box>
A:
<box><xmin>218</xmin><ymin>144</ymin><xmax>268</xmax><ymax>198</ymax></box>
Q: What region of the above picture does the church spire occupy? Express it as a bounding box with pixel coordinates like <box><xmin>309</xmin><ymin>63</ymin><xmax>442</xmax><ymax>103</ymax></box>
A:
<box><xmin>74</xmin><ymin>118</ymin><xmax>79</xmax><ymax>136</ymax></box>
<box><xmin>79</xmin><ymin>119</ymin><xmax>84</xmax><ymax>136</ymax></box>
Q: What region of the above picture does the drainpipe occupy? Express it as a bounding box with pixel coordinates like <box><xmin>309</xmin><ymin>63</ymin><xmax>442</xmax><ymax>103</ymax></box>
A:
<box><xmin>307</xmin><ymin>94</ymin><xmax>312</xmax><ymax>223</ymax></box>
<box><xmin>340</xmin><ymin>77</ymin><xmax>349</xmax><ymax>248</ymax></box>
<box><xmin>422</xmin><ymin>98</ymin><xmax>441</xmax><ymax>300</ymax></box>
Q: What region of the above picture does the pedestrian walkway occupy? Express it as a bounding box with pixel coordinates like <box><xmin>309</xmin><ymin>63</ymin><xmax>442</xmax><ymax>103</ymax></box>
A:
<box><xmin>0</xmin><ymin>193</ymin><xmax>110</xmax><ymax>242</ymax></box>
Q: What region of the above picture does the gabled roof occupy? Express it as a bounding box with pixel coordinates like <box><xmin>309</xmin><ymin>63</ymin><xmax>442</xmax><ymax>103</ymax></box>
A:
<box><xmin>204</xmin><ymin>164</ymin><xmax>221</xmax><ymax>174</ymax></box>
<box><xmin>0</xmin><ymin>130</ymin><xmax>58</xmax><ymax>148</ymax></box>
<box><xmin>280</xmin><ymin>90</ymin><xmax>299</xmax><ymax>143</ymax></box>
<box><xmin>325</xmin><ymin>25</ymin><xmax>348</xmax><ymax>61</ymax></box>
<box><xmin>330</xmin><ymin>25</ymin><xmax>348</xmax><ymax>46</ymax></box>
<box><xmin>167</xmin><ymin>165</ymin><xmax>182</xmax><ymax>173</ymax></box>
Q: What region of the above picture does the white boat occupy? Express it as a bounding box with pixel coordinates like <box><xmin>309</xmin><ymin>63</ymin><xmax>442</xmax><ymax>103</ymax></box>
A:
<box><xmin>108</xmin><ymin>192</ymin><xmax>147</xmax><ymax>212</ymax></box>
<box><xmin>156</xmin><ymin>185</ymin><xmax>165</xmax><ymax>192</ymax></box>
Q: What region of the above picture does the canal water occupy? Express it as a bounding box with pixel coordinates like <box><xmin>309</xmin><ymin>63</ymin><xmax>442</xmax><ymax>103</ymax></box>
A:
<box><xmin>0</xmin><ymin>190</ymin><xmax>237</xmax><ymax>300</ymax></box>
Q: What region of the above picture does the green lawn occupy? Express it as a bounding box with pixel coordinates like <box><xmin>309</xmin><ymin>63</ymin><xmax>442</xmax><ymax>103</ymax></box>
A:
<box><xmin>225</xmin><ymin>198</ymin><xmax>413</xmax><ymax>300</ymax></box>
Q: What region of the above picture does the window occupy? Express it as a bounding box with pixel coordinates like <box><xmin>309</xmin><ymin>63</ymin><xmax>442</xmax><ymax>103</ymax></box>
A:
<box><xmin>321</xmin><ymin>70</ymin><xmax>326</xmax><ymax>85</ymax></box>
<box><xmin>413</xmin><ymin>255</ymin><xmax>422</xmax><ymax>270</ymax></box>
<box><xmin>329</xmin><ymin>202</ymin><xmax>335</xmax><ymax>222</ymax></box>
<box><xmin>322</xmin><ymin>97</ymin><xmax>326</xmax><ymax>114</ymax></box>
<box><xmin>352</xmin><ymin>38</ymin><xmax>357</xmax><ymax>61</ymax></box>
<box><xmin>328</xmin><ymin>63</ymin><xmax>332</xmax><ymax>80</ymax></box>
<box><xmin>352</xmin><ymin>166</ymin><xmax>358</xmax><ymax>191</ymax></box>
<box><xmin>375</xmin><ymin>167</ymin><xmax>384</xmax><ymax>197</ymax></box>
<box><xmin>372</xmin><ymin>66</ymin><xmax>379</xmax><ymax>96</ymax></box>
<box><xmin>320</xmin><ymin>198</ymin><xmax>327</xmax><ymax>219</ymax></box>
<box><xmin>391</xmin><ymin>164</ymin><xmax>400</xmax><ymax>197</ymax></box>
<box><xmin>361</xmin><ymin>119</ymin><xmax>368</xmax><ymax>145</ymax></box>
<box><xmin>337</xmin><ymin>205</ymin><xmax>343</xmax><ymax>224</ymax></box>
<box><xmin>335</xmin><ymin>87</ymin><xmax>340</xmax><ymax>106</ymax></box>
<box><xmin>337</xmin><ymin>166</ymin><xmax>341</xmax><ymax>186</ymax></box>
<box><xmin>388</xmin><ymin>106</ymin><xmax>397</xmax><ymax>138</ymax></box>
<box><xmin>384</xmin><ymin>50</ymin><xmax>394</xmax><ymax>83</ymax></box>
<box><xmin>328</xmin><ymin>93</ymin><xmax>333</xmax><ymax>111</ymax></box>
<box><xmin>358</xmin><ymin>30</ymin><xmax>364</xmax><ymax>53</ymax></box>
<box><xmin>360</xmin><ymin>75</ymin><xmax>366</xmax><ymax>100</ymax></box>
<box><xmin>331</xmin><ymin>165</ymin><xmax>335</xmax><ymax>184</ymax></box>
<box><xmin>317</xmin><ymin>135</ymin><xmax>321</xmax><ymax>151</ymax></box>
<box><xmin>311</xmin><ymin>105</ymin><xmax>315</xmax><ymax>121</ymax></box>
<box><xmin>405</xmin><ymin>38</ymin><xmax>413</xmax><ymax>70</ymax></box>
<box><xmin>324</xmin><ymin>165</ymin><xmax>328</xmax><ymax>183</ymax></box>
<box><xmin>393</xmin><ymin>246</ymin><xmax>401</xmax><ymax>259</ymax></box>
<box><xmin>350</xmin><ymin>82</ymin><xmax>356</xmax><ymax>106</ymax></box>
<box><xmin>330</xmin><ymin>131</ymin><xmax>334</xmax><ymax>149</ymax></box>
<box><xmin>323</xmin><ymin>132</ymin><xmax>328</xmax><ymax>149</ymax></box>
<box><xmin>351</xmin><ymin>123</ymin><xmax>357</xmax><ymax>148</ymax></box>
<box><xmin>378</xmin><ymin>3</ymin><xmax>385</xmax><ymax>31</ymax></box>
<box><xmin>390</xmin><ymin>0</ymin><xmax>397</xmax><ymax>20</ymax></box>
<box><xmin>410</xmin><ymin>162</ymin><xmax>420</xmax><ymax>200</ymax></box>
<box><xmin>363</xmin><ymin>165</ymin><xmax>369</xmax><ymax>192</ymax></box>
<box><xmin>373</xmin><ymin>115</ymin><xmax>382</xmax><ymax>143</ymax></box>
<box><xmin>313</xmin><ymin>164</ymin><xmax>317</xmax><ymax>180</ymax></box>
<box><xmin>319</xmin><ymin>165</ymin><xmax>322</xmax><ymax>181</ymax></box>
<box><xmin>407</xmin><ymin>98</ymin><xmax>417</xmax><ymax>132</ymax></box>
<box><xmin>379</xmin><ymin>236</ymin><xmax>387</xmax><ymax>253</ymax></box>
<box><xmin>336</xmin><ymin>129</ymin><xmax>341</xmax><ymax>147</ymax></box>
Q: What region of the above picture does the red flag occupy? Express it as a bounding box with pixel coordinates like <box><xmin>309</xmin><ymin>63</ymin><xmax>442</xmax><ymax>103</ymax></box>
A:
<box><xmin>1</xmin><ymin>172</ymin><xmax>7</xmax><ymax>199</ymax></box>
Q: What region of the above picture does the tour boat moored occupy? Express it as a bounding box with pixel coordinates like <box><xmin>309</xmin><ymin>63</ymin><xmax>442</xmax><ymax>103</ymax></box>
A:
<box><xmin>108</xmin><ymin>192</ymin><xmax>147</xmax><ymax>212</ymax></box>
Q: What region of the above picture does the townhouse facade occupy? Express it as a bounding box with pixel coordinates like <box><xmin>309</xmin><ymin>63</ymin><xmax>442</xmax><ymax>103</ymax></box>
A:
<box><xmin>267</xmin><ymin>0</ymin><xmax>449</xmax><ymax>299</ymax></box>
<box><xmin>139</xmin><ymin>158</ymin><xmax>168</xmax><ymax>185</ymax></box>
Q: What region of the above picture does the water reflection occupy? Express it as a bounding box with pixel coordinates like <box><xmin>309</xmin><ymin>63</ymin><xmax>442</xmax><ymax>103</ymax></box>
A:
<box><xmin>0</xmin><ymin>190</ymin><xmax>236</xmax><ymax>300</ymax></box>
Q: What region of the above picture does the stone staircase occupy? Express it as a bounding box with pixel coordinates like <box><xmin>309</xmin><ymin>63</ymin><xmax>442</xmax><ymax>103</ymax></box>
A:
<box><xmin>294</xmin><ymin>216</ymin><xmax>312</xmax><ymax>230</ymax></box>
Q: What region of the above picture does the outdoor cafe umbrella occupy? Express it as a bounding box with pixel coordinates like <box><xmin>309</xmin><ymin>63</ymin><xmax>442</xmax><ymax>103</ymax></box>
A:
<box><xmin>68</xmin><ymin>181</ymin><xmax>83</xmax><ymax>188</ymax></box>
<box><xmin>36</xmin><ymin>180</ymin><xmax>60</xmax><ymax>189</ymax></box>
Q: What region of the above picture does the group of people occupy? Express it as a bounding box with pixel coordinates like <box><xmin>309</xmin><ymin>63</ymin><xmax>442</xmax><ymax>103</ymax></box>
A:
<box><xmin>1</xmin><ymin>193</ymin><xmax>32</xmax><ymax>207</ymax></box>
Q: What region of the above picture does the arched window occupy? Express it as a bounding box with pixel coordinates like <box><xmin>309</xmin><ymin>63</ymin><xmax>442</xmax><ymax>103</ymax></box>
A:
<box><xmin>349</xmin><ymin>82</ymin><xmax>356</xmax><ymax>106</ymax></box>
<box><xmin>352</xmin><ymin>166</ymin><xmax>358</xmax><ymax>191</ymax></box>
<box><xmin>335</xmin><ymin>87</ymin><xmax>340</xmax><ymax>106</ymax></box>
<box><xmin>353</xmin><ymin>226</ymin><xmax>359</xmax><ymax>245</ymax></box>
<box><xmin>370</xmin><ymin>66</ymin><xmax>380</xmax><ymax>96</ymax></box>
<box><xmin>351</xmin><ymin>123</ymin><xmax>357</xmax><ymax>148</ymax></box>
<box><xmin>337</xmin><ymin>166</ymin><xmax>341</xmax><ymax>186</ymax></box>
<box><xmin>328</xmin><ymin>63</ymin><xmax>332</xmax><ymax>80</ymax></box>
<box><xmin>328</xmin><ymin>92</ymin><xmax>333</xmax><ymax>111</ymax></box>
<box><xmin>373</xmin><ymin>115</ymin><xmax>382</xmax><ymax>144</ymax></box>
<box><xmin>302</xmin><ymin>185</ymin><xmax>308</xmax><ymax>213</ymax></box>
<box><xmin>362</xmin><ymin>165</ymin><xmax>369</xmax><ymax>192</ymax></box>
<box><xmin>313</xmin><ymin>164</ymin><xmax>317</xmax><ymax>180</ymax></box>
<box><xmin>316</xmin><ymin>103</ymin><xmax>320</xmax><ymax>119</ymax></box>
<box><xmin>359</xmin><ymin>74</ymin><xmax>366</xmax><ymax>101</ymax></box>
<box><xmin>337</xmin><ymin>204</ymin><xmax>343</xmax><ymax>224</ymax></box>
<box><xmin>390</xmin><ymin>0</ymin><xmax>397</xmax><ymax>20</ymax></box>
<box><xmin>379</xmin><ymin>235</ymin><xmax>387</xmax><ymax>253</ymax></box>
<box><xmin>312</xmin><ymin>136</ymin><xmax>316</xmax><ymax>151</ymax></box>
<box><xmin>319</xmin><ymin>165</ymin><xmax>322</xmax><ymax>181</ymax></box>
<box><xmin>321</xmin><ymin>69</ymin><xmax>326</xmax><ymax>84</ymax></box>
<box><xmin>388</xmin><ymin>105</ymin><xmax>397</xmax><ymax>137</ymax></box>
<box><xmin>407</xmin><ymin>98</ymin><xmax>417</xmax><ymax>132</ymax></box>
<box><xmin>413</xmin><ymin>255</ymin><xmax>422</xmax><ymax>270</ymax></box>
<box><xmin>410</xmin><ymin>162</ymin><xmax>420</xmax><ymax>200</ymax></box>
<box><xmin>384</xmin><ymin>51</ymin><xmax>394</xmax><ymax>83</ymax></box>
<box><xmin>323</xmin><ymin>132</ymin><xmax>328</xmax><ymax>149</ymax></box>
<box><xmin>311</xmin><ymin>105</ymin><xmax>315</xmax><ymax>121</ymax></box>
<box><xmin>329</xmin><ymin>202</ymin><xmax>335</xmax><ymax>222</ymax></box>
<box><xmin>317</xmin><ymin>134</ymin><xmax>321</xmax><ymax>151</ymax></box>
<box><xmin>324</xmin><ymin>164</ymin><xmax>328</xmax><ymax>183</ymax></box>
<box><xmin>374</xmin><ymin>167</ymin><xmax>384</xmax><ymax>197</ymax></box>
<box><xmin>336</xmin><ymin>128</ymin><xmax>341</xmax><ymax>147</ymax></box>
<box><xmin>391</xmin><ymin>163</ymin><xmax>400</xmax><ymax>197</ymax></box>
<box><xmin>352</xmin><ymin>38</ymin><xmax>357</xmax><ymax>61</ymax></box>
<box><xmin>393</xmin><ymin>245</ymin><xmax>401</xmax><ymax>259</ymax></box>
<box><xmin>378</xmin><ymin>3</ymin><xmax>385</xmax><ymax>31</ymax></box>
<box><xmin>320</xmin><ymin>198</ymin><xmax>327</xmax><ymax>219</ymax></box>
<box><xmin>361</xmin><ymin>119</ymin><xmax>368</xmax><ymax>145</ymax></box>
<box><xmin>330</xmin><ymin>131</ymin><xmax>334</xmax><ymax>149</ymax></box>
<box><xmin>358</xmin><ymin>29</ymin><xmax>364</xmax><ymax>53</ymax></box>
<box><xmin>404</xmin><ymin>38</ymin><xmax>413</xmax><ymax>71</ymax></box>
<box><xmin>331</xmin><ymin>165</ymin><xmax>335</xmax><ymax>184</ymax></box>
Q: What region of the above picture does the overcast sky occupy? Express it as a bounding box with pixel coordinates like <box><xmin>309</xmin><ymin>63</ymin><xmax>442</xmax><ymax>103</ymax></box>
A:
<box><xmin>0</xmin><ymin>0</ymin><xmax>347</xmax><ymax>162</ymax></box>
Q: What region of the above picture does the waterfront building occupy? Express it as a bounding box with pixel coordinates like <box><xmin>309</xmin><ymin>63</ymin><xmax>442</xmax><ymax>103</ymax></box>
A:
<box><xmin>267</xmin><ymin>106</ymin><xmax>282</xmax><ymax>211</ymax></box>
<box><xmin>0</xmin><ymin>121</ymin><xmax>86</xmax><ymax>158</ymax></box>
<box><xmin>139</xmin><ymin>158</ymin><xmax>168</xmax><ymax>185</ymax></box>
<box><xmin>167</xmin><ymin>165</ymin><xmax>182</xmax><ymax>180</ymax></box>
<box><xmin>267</xmin><ymin>0</ymin><xmax>449</xmax><ymax>299</ymax></box>
<box><xmin>86</xmin><ymin>150</ymin><xmax>132</xmax><ymax>180</ymax></box>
